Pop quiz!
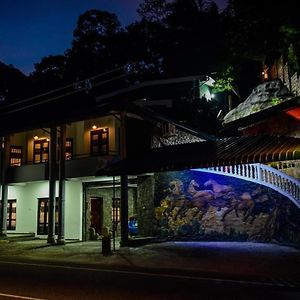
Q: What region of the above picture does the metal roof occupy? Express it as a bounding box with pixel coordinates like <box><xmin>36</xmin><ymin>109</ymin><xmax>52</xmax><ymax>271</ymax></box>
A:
<box><xmin>98</xmin><ymin>135</ymin><xmax>300</xmax><ymax>175</ymax></box>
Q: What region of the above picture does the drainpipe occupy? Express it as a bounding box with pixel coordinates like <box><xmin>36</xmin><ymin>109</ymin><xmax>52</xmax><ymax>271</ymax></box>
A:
<box><xmin>57</xmin><ymin>124</ymin><xmax>66</xmax><ymax>245</ymax></box>
<box><xmin>0</xmin><ymin>136</ymin><xmax>9</xmax><ymax>237</ymax></box>
<box><xmin>47</xmin><ymin>126</ymin><xmax>57</xmax><ymax>244</ymax></box>
<box><xmin>120</xmin><ymin>111</ymin><xmax>129</xmax><ymax>246</ymax></box>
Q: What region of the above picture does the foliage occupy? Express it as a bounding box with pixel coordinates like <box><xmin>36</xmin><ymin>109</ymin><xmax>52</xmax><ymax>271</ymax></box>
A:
<box><xmin>0</xmin><ymin>61</ymin><xmax>31</xmax><ymax>103</ymax></box>
<box><xmin>30</xmin><ymin>55</ymin><xmax>67</xmax><ymax>93</ymax></box>
<box><xmin>4</xmin><ymin>0</ymin><xmax>300</xmax><ymax>117</ymax></box>
<box><xmin>212</xmin><ymin>66</ymin><xmax>235</xmax><ymax>93</ymax></box>
<box><xmin>137</xmin><ymin>0</ymin><xmax>172</xmax><ymax>24</ymax></box>
<box><xmin>271</xmin><ymin>97</ymin><xmax>281</xmax><ymax>106</ymax></box>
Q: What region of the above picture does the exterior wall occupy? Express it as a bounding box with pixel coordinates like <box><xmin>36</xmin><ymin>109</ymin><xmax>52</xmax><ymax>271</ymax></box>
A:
<box><xmin>83</xmin><ymin>115</ymin><xmax>119</xmax><ymax>156</ymax></box>
<box><xmin>85</xmin><ymin>185</ymin><xmax>137</xmax><ymax>239</ymax></box>
<box><xmin>10</xmin><ymin>129</ymin><xmax>51</xmax><ymax>164</ymax></box>
<box><xmin>154</xmin><ymin>170</ymin><xmax>300</xmax><ymax>246</ymax></box>
<box><xmin>7</xmin><ymin>180</ymin><xmax>82</xmax><ymax>240</ymax></box>
<box><xmin>66</xmin><ymin>121</ymin><xmax>85</xmax><ymax>157</ymax></box>
<box><xmin>137</xmin><ymin>175</ymin><xmax>155</xmax><ymax>236</ymax></box>
<box><xmin>7</xmin><ymin>184</ymin><xmax>36</xmax><ymax>234</ymax></box>
<box><xmin>9</xmin><ymin>133</ymin><xmax>27</xmax><ymax>163</ymax></box>
<box><xmin>7</xmin><ymin>115</ymin><xmax>120</xmax><ymax>166</ymax></box>
<box><xmin>65</xmin><ymin>181</ymin><xmax>82</xmax><ymax>239</ymax></box>
<box><xmin>26</xmin><ymin>129</ymin><xmax>50</xmax><ymax>163</ymax></box>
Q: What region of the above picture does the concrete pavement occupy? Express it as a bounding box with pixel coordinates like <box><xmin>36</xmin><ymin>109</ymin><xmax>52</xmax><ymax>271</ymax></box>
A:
<box><xmin>0</xmin><ymin>238</ymin><xmax>300</xmax><ymax>287</ymax></box>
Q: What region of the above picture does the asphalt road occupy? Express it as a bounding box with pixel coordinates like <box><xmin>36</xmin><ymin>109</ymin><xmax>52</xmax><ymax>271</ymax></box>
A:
<box><xmin>0</xmin><ymin>260</ymin><xmax>299</xmax><ymax>300</ymax></box>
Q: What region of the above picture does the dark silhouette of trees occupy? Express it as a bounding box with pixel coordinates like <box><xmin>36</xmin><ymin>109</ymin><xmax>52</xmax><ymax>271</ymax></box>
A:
<box><xmin>65</xmin><ymin>9</ymin><xmax>125</xmax><ymax>80</ymax></box>
<box><xmin>5</xmin><ymin>0</ymin><xmax>300</xmax><ymax>133</ymax></box>
<box><xmin>0</xmin><ymin>62</ymin><xmax>30</xmax><ymax>103</ymax></box>
<box><xmin>30</xmin><ymin>55</ymin><xmax>67</xmax><ymax>94</ymax></box>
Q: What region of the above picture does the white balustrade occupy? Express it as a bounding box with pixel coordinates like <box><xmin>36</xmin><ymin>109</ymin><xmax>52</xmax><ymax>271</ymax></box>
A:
<box><xmin>194</xmin><ymin>163</ymin><xmax>300</xmax><ymax>208</ymax></box>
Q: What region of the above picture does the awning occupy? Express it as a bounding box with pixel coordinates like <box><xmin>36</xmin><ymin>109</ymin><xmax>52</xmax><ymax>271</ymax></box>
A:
<box><xmin>97</xmin><ymin>135</ymin><xmax>300</xmax><ymax>176</ymax></box>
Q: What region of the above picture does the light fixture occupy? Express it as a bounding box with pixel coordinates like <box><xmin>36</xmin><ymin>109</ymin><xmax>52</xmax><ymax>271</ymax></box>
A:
<box><xmin>34</xmin><ymin>136</ymin><xmax>38</xmax><ymax>140</ymax></box>
<box><xmin>92</xmin><ymin>125</ymin><xmax>97</xmax><ymax>130</ymax></box>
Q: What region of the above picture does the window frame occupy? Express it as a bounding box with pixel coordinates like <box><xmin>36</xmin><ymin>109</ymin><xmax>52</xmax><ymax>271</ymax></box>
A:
<box><xmin>33</xmin><ymin>139</ymin><xmax>49</xmax><ymax>164</ymax></box>
<box><xmin>37</xmin><ymin>198</ymin><xmax>59</xmax><ymax>235</ymax></box>
<box><xmin>9</xmin><ymin>146</ymin><xmax>23</xmax><ymax>167</ymax></box>
<box><xmin>90</xmin><ymin>128</ymin><xmax>109</xmax><ymax>156</ymax></box>
<box><xmin>7</xmin><ymin>199</ymin><xmax>16</xmax><ymax>230</ymax></box>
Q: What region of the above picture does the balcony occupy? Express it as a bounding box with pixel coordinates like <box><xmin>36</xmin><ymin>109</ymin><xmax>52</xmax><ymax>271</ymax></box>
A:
<box><xmin>7</xmin><ymin>153</ymin><xmax>120</xmax><ymax>184</ymax></box>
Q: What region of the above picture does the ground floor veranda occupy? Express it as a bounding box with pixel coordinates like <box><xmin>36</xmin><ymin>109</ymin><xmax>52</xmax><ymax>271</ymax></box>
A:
<box><xmin>1</xmin><ymin>161</ymin><xmax>300</xmax><ymax>248</ymax></box>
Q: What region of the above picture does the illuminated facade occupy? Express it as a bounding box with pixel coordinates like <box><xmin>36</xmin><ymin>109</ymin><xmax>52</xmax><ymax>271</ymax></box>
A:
<box><xmin>0</xmin><ymin>76</ymin><xmax>299</xmax><ymax>247</ymax></box>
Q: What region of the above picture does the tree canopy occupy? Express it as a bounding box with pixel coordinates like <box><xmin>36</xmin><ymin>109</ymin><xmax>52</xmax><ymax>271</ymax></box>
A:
<box><xmin>2</xmin><ymin>0</ymin><xmax>300</xmax><ymax>132</ymax></box>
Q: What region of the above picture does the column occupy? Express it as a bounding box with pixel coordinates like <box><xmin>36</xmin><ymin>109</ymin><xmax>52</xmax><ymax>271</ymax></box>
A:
<box><xmin>120</xmin><ymin>112</ymin><xmax>129</xmax><ymax>246</ymax></box>
<box><xmin>120</xmin><ymin>174</ymin><xmax>128</xmax><ymax>246</ymax></box>
<box><xmin>0</xmin><ymin>136</ymin><xmax>9</xmax><ymax>237</ymax></box>
<box><xmin>57</xmin><ymin>124</ymin><xmax>66</xmax><ymax>245</ymax></box>
<box><xmin>47</xmin><ymin>127</ymin><xmax>57</xmax><ymax>244</ymax></box>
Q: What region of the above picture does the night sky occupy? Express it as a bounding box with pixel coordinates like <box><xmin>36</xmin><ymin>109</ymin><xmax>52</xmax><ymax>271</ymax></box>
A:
<box><xmin>0</xmin><ymin>0</ymin><xmax>227</xmax><ymax>75</ymax></box>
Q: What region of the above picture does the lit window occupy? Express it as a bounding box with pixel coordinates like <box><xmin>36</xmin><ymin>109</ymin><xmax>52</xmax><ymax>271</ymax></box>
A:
<box><xmin>37</xmin><ymin>198</ymin><xmax>59</xmax><ymax>235</ymax></box>
<box><xmin>112</xmin><ymin>197</ymin><xmax>120</xmax><ymax>224</ymax></box>
<box><xmin>33</xmin><ymin>139</ymin><xmax>49</xmax><ymax>163</ymax></box>
<box><xmin>9</xmin><ymin>146</ymin><xmax>22</xmax><ymax>166</ymax></box>
<box><xmin>90</xmin><ymin>128</ymin><xmax>109</xmax><ymax>156</ymax></box>
<box><xmin>7</xmin><ymin>199</ymin><xmax>16</xmax><ymax>230</ymax></box>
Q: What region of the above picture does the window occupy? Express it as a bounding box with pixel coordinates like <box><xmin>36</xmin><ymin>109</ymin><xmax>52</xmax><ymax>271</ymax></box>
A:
<box><xmin>7</xmin><ymin>199</ymin><xmax>16</xmax><ymax>230</ymax></box>
<box><xmin>33</xmin><ymin>139</ymin><xmax>49</xmax><ymax>163</ymax></box>
<box><xmin>58</xmin><ymin>137</ymin><xmax>73</xmax><ymax>160</ymax></box>
<box><xmin>37</xmin><ymin>198</ymin><xmax>58</xmax><ymax>235</ymax></box>
<box><xmin>9</xmin><ymin>146</ymin><xmax>22</xmax><ymax>166</ymax></box>
<box><xmin>90</xmin><ymin>128</ymin><xmax>109</xmax><ymax>156</ymax></box>
<box><xmin>65</xmin><ymin>138</ymin><xmax>73</xmax><ymax>160</ymax></box>
<box><xmin>112</xmin><ymin>197</ymin><xmax>120</xmax><ymax>224</ymax></box>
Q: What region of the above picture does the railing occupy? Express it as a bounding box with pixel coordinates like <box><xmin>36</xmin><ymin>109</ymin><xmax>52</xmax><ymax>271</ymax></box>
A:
<box><xmin>196</xmin><ymin>163</ymin><xmax>300</xmax><ymax>209</ymax></box>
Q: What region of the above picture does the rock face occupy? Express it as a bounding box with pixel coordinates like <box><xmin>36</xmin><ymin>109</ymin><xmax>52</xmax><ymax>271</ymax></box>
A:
<box><xmin>223</xmin><ymin>79</ymin><xmax>292</xmax><ymax>124</ymax></box>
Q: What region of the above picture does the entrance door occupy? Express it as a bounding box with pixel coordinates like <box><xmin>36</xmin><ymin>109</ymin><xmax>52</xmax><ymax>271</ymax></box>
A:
<box><xmin>37</xmin><ymin>198</ymin><xmax>58</xmax><ymax>235</ymax></box>
<box><xmin>90</xmin><ymin>197</ymin><xmax>103</xmax><ymax>235</ymax></box>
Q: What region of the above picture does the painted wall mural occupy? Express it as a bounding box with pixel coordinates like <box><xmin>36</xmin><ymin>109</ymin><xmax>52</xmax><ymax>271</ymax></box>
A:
<box><xmin>154</xmin><ymin>170</ymin><xmax>300</xmax><ymax>246</ymax></box>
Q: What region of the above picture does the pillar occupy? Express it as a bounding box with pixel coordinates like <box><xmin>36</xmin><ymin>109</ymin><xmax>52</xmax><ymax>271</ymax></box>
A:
<box><xmin>120</xmin><ymin>174</ymin><xmax>128</xmax><ymax>246</ymax></box>
<box><xmin>57</xmin><ymin>124</ymin><xmax>66</xmax><ymax>245</ymax></box>
<box><xmin>0</xmin><ymin>136</ymin><xmax>9</xmax><ymax>237</ymax></box>
<box><xmin>120</xmin><ymin>112</ymin><xmax>129</xmax><ymax>246</ymax></box>
<box><xmin>47</xmin><ymin>127</ymin><xmax>57</xmax><ymax>244</ymax></box>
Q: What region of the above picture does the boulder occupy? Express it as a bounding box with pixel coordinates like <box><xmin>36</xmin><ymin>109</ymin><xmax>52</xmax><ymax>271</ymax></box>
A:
<box><xmin>223</xmin><ymin>79</ymin><xmax>292</xmax><ymax>124</ymax></box>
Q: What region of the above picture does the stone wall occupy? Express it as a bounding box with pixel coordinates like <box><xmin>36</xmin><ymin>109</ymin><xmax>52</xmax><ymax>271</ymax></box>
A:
<box><xmin>270</xmin><ymin>56</ymin><xmax>300</xmax><ymax>96</ymax></box>
<box><xmin>137</xmin><ymin>175</ymin><xmax>155</xmax><ymax>236</ymax></box>
<box><xmin>85</xmin><ymin>186</ymin><xmax>137</xmax><ymax>239</ymax></box>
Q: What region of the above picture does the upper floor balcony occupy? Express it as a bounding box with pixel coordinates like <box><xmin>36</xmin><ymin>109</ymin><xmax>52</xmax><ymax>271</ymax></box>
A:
<box><xmin>6</xmin><ymin>116</ymin><xmax>121</xmax><ymax>184</ymax></box>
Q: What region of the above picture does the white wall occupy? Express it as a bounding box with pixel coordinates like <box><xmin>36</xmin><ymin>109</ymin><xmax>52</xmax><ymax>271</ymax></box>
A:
<box><xmin>8</xmin><ymin>184</ymin><xmax>36</xmax><ymax>234</ymax></box>
<box><xmin>7</xmin><ymin>180</ymin><xmax>82</xmax><ymax>240</ymax></box>
<box><xmin>65</xmin><ymin>181</ymin><xmax>82</xmax><ymax>239</ymax></box>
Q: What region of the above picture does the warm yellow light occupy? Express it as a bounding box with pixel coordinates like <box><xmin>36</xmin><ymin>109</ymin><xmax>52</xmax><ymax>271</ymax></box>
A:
<box><xmin>92</xmin><ymin>125</ymin><xmax>97</xmax><ymax>130</ymax></box>
<box><xmin>46</xmin><ymin>138</ymin><xmax>50</xmax><ymax>142</ymax></box>
<box><xmin>34</xmin><ymin>136</ymin><xmax>39</xmax><ymax>140</ymax></box>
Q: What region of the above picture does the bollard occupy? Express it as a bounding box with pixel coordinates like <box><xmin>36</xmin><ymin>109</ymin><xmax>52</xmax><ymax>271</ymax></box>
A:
<box><xmin>102</xmin><ymin>236</ymin><xmax>112</xmax><ymax>256</ymax></box>
<box><xmin>101</xmin><ymin>226</ymin><xmax>112</xmax><ymax>256</ymax></box>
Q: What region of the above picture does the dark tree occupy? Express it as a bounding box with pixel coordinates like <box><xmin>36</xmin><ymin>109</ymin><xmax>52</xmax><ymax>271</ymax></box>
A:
<box><xmin>30</xmin><ymin>55</ymin><xmax>67</xmax><ymax>94</ymax></box>
<box><xmin>0</xmin><ymin>61</ymin><xmax>30</xmax><ymax>103</ymax></box>
<box><xmin>66</xmin><ymin>9</ymin><xmax>125</xmax><ymax>80</ymax></box>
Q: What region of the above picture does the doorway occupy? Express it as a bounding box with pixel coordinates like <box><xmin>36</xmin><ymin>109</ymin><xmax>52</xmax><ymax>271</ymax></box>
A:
<box><xmin>89</xmin><ymin>197</ymin><xmax>103</xmax><ymax>235</ymax></box>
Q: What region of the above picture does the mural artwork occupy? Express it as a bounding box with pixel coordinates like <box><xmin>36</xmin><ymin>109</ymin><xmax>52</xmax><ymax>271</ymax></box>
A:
<box><xmin>154</xmin><ymin>170</ymin><xmax>300</xmax><ymax>246</ymax></box>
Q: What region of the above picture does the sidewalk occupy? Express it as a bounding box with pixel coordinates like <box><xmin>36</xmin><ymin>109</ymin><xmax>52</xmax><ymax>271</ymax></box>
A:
<box><xmin>1</xmin><ymin>238</ymin><xmax>300</xmax><ymax>282</ymax></box>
